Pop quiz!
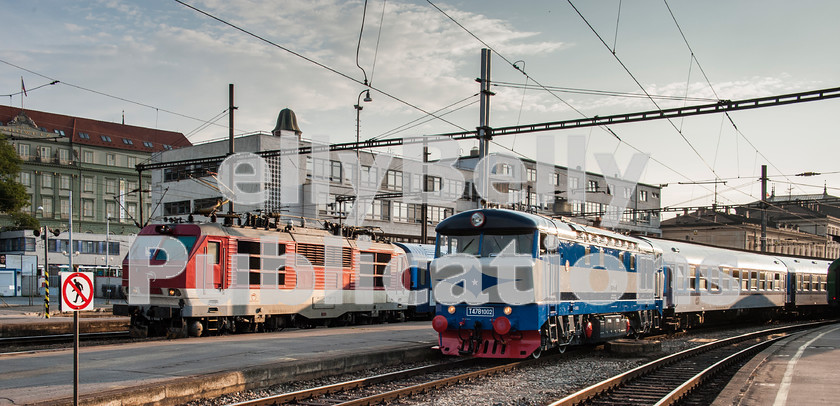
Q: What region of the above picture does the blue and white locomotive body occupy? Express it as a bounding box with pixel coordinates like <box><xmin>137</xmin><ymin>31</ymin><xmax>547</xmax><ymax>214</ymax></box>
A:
<box><xmin>431</xmin><ymin>209</ymin><xmax>663</xmax><ymax>358</ymax></box>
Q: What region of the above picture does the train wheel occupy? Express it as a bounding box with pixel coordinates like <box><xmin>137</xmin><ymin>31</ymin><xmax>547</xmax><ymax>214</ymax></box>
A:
<box><xmin>557</xmin><ymin>345</ymin><xmax>567</xmax><ymax>354</ymax></box>
<box><xmin>188</xmin><ymin>320</ymin><xmax>204</xmax><ymax>337</ymax></box>
<box><xmin>531</xmin><ymin>347</ymin><xmax>542</xmax><ymax>359</ymax></box>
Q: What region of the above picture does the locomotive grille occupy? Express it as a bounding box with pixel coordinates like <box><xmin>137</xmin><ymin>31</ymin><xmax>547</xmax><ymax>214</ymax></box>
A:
<box><xmin>297</xmin><ymin>243</ymin><xmax>352</xmax><ymax>268</ymax></box>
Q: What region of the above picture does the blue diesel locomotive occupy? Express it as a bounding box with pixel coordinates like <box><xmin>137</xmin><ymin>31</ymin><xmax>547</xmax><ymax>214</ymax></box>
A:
<box><xmin>431</xmin><ymin>209</ymin><xmax>833</xmax><ymax>358</ymax></box>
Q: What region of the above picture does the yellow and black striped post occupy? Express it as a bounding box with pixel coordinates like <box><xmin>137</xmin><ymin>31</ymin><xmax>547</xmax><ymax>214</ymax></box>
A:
<box><xmin>44</xmin><ymin>270</ymin><xmax>49</xmax><ymax>318</ymax></box>
<box><xmin>43</xmin><ymin>227</ymin><xmax>50</xmax><ymax>319</ymax></box>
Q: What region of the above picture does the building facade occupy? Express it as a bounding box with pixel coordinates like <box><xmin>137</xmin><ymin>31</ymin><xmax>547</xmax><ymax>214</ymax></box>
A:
<box><xmin>0</xmin><ymin>106</ymin><xmax>190</xmax><ymax>283</ymax></box>
<box><xmin>0</xmin><ymin>105</ymin><xmax>190</xmax><ymax>234</ymax></box>
<box><xmin>661</xmin><ymin>192</ymin><xmax>840</xmax><ymax>259</ymax></box>
<box><xmin>152</xmin><ymin>109</ymin><xmax>662</xmax><ymax>242</ymax></box>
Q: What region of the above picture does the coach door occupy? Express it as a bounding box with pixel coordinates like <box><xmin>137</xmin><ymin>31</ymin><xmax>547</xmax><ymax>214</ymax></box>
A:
<box><xmin>204</xmin><ymin>238</ymin><xmax>226</xmax><ymax>289</ymax></box>
<box><xmin>663</xmin><ymin>266</ymin><xmax>674</xmax><ymax>308</ymax></box>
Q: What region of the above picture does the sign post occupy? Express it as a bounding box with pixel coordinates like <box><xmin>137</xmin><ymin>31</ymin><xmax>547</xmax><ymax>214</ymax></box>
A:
<box><xmin>61</xmin><ymin>271</ymin><xmax>93</xmax><ymax>406</ymax></box>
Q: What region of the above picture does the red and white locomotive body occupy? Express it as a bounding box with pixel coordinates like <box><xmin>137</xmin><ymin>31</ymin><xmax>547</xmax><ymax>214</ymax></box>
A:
<box><xmin>115</xmin><ymin>222</ymin><xmax>409</xmax><ymax>336</ymax></box>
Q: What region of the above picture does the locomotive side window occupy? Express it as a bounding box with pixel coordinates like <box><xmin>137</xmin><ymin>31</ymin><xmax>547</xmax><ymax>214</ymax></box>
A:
<box><xmin>207</xmin><ymin>241</ymin><xmax>220</xmax><ymax>265</ymax></box>
<box><xmin>359</xmin><ymin>251</ymin><xmax>390</xmax><ymax>288</ymax></box>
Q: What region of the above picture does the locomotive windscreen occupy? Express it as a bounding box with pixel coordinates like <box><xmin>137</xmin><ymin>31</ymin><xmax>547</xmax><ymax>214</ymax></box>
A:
<box><xmin>437</xmin><ymin>232</ymin><xmax>534</xmax><ymax>257</ymax></box>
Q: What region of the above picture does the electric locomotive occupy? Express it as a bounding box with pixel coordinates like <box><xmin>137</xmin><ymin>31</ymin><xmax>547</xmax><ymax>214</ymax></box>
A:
<box><xmin>115</xmin><ymin>220</ymin><xmax>427</xmax><ymax>337</ymax></box>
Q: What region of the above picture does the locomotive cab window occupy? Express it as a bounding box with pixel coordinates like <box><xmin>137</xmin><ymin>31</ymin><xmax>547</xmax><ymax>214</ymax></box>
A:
<box><xmin>481</xmin><ymin>233</ymin><xmax>534</xmax><ymax>257</ymax></box>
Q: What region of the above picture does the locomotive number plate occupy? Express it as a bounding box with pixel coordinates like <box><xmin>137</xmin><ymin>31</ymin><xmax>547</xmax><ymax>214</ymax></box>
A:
<box><xmin>467</xmin><ymin>307</ymin><xmax>494</xmax><ymax>317</ymax></box>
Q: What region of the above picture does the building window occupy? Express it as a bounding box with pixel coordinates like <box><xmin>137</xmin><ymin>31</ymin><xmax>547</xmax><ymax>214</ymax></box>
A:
<box><xmin>105</xmin><ymin>179</ymin><xmax>116</xmax><ymax>195</ymax></box>
<box><xmin>60</xmin><ymin>175</ymin><xmax>71</xmax><ymax>190</ymax></box>
<box><xmin>83</xmin><ymin>176</ymin><xmax>94</xmax><ymax>192</ymax></box>
<box><xmin>330</xmin><ymin>160</ymin><xmax>342</xmax><ymax>182</ymax></box>
<box><xmin>164</xmin><ymin>200</ymin><xmax>191</xmax><ymax>216</ymax></box>
<box><xmin>127</xmin><ymin>203</ymin><xmax>137</xmax><ymax>219</ymax></box>
<box><xmin>587</xmin><ymin>180</ymin><xmax>598</xmax><ymax>192</ymax></box>
<box><xmin>127</xmin><ymin>156</ymin><xmax>137</xmax><ymax>168</ymax></box>
<box><xmin>526</xmin><ymin>168</ymin><xmax>537</xmax><ymax>182</ymax></box>
<box><xmin>83</xmin><ymin>151</ymin><xmax>94</xmax><ymax>163</ymax></box>
<box><xmin>361</xmin><ymin>166</ymin><xmax>378</xmax><ymax>188</ymax></box>
<box><xmin>366</xmin><ymin>200</ymin><xmax>390</xmax><ymax>221</ymax></box>
<box><xmin>639</xmin><ymin>190</ymin><xmax>648</xmax><ymax>202</ymax></box>
<box><xmin>393</xmin><ymin>201</ymin><xmax>409</xmax><ymax>222</ymax></box>
<box><xmin>17</xmin><ymin>143</ymin><xmax>30</xmax><ymax>159</ymax></box>
<box><xmin>552</xmin><ymin>172</ymin><xmax>560</xmax><ymax>186</ymax></box>
<box><xmin>194</xmin><ymin>197</ymin><xmax>223</xmax><ymax>212</ymax></box>
<box><xmin>40</xmin><ymin>197</ymin><xmax>53</xmax><ymax>218</ymax></box>
<box><xmin>18</xmin><ymin>172</ymin><xmax>31</xmax><ymax>186</ymax></box>
<box><xmin>568</xmin><ymin>176</ymin><xmax>579</xmax><ymax>190</ymax></box>
<box><xmin>60</xmin><ymin>199</ymin><xmax>70</xmax><ymax>219</ymax></box>
<box><xmin>126</xmin><ymin>180</ymin><xmax>137</xmax><ymax>193</ymax></box>
<box><xmin>122</xmin><ymin>138</ymin><xmax>133</xmax><ymax>145</ymax></box>
<box><xmin>37</xmin><ymin>146</ymin><xmax>51</xmax><ymax>161</ymax></box>
<box><xmin>78</xmin><ymin>132</ymin><xmax>90</xmax><ymax>140</ymax></box>
<box><xmin>42</xmin><ymin>173</ymin><xmax>52</xmax><ymax>188</ymax></box>
<box><xmin>106</xmin><ymin>201</ymin><xmax>116</xmax><ymax>219</ymax></box>
<box><xmin>106</xmin><ymin>153</ymin><xmax>116</xmax><ymax>166</ymax></box>
<box><xmin>143</xmin><ymin>141</ymin><xmax>154</xmax><ymax>148</ymax></box>
<box><xmin>100</xmin><ymin>135</ymin><xmax>112</xmax><ymax>142</ymax></box>
<box><xmin>59</xmin><ymin>149</ymin><xmax>70</xmax><ymax>163</ymax></box>
<box><xmin>424</xmin><ymin>175</ymin><xmax>442</xmax><ymax>192</ymax></box>
<box><xmin>495</xmin><ymin>163</ymin><xmax>512</xmax><ymax>175</ymax></box>
<box><xmin>385</xmin><ymin>170</ymin><xmax>403</xmax><ymax>191</ymax></box>
<box><xmin>82</xmin><ymin>199</ymin><xmax>94</xmax><ymax>218</ymax></box>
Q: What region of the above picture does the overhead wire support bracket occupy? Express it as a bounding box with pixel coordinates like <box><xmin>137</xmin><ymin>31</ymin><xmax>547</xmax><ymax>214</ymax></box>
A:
<box><xmin>136</xmin><ymin>85</ymin><xmax>840</xmax><ymax>173</ymax></box>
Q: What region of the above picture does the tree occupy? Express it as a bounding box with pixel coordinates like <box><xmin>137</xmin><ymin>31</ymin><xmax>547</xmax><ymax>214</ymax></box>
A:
<box><xmin>0</xmin><ymin>133</ymin><xmax>38</xmax><ymax>230</ymax></box>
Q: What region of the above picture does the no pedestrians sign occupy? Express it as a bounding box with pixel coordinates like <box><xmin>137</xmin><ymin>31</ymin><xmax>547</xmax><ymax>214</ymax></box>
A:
<box><xmin>61</xmin><ymin>272</ymin><xmax>94</xmax><ymax>312</ymax></box>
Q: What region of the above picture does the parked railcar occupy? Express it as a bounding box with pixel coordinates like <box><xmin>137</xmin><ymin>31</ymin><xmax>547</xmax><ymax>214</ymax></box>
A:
<box><xmin>777</xmin><ymin>256</ymin><xmax>832</xmax><ymax>307</ymax></box>
<box><xmin>115</xmin><ymin>221</ymin><xmax>418</xmax><ymax>337</ymax></box>
<box><xmin>394</xmin><ymin>243</ymin><xmax>438</xmax><ymax>319</ymax></box>
<box><xmin>642</xmin><ymin>238</ymin><xmax>790</xmax><ymax>329</ymax></box>
<box><xmin>829</xmin><ymin>258</ymin><xmax>840</xmax><ymax>307</ymax></box>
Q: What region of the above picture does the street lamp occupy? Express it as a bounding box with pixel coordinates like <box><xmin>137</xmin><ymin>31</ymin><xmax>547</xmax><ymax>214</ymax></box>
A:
<box><xmin>354</xmin><ymin>89</ymin><xmax>372</xmax><ymax>228</ymax></box>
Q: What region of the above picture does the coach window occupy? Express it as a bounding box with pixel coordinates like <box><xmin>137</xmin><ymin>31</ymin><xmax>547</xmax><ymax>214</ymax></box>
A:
<box><xmin>689</xmin><ymin>265</ymin><xmax>697</xmax><ymax>290</ymax></box>
<box><xmin>797</xmin><ymin>275</ymin><xmax>803</xmax><ymax>291</ymax></box>
<box><xmin>775</xmin><ymin>273</ymin><xmax>783</xmax><ymax>291</ymax></box>
<box><xmin>759</xmin><ymin>272</ymin><xmax>767</xmax><ymax>290</ymax></box>
<box><xmin>821</xmin><ymin>276</ymin><xmax>827</xmax><ymax>291</ymax></box>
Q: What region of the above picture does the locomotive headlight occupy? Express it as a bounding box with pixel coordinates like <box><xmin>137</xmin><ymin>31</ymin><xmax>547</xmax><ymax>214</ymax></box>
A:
<box><xmin>168</xmin><ymin>288</ymin><xmax>180</xmax><ymax>296</ymax></box>
<box><xmin>470</xmin><ymin>212</ymin><xmax>485</xmax><ymax>227</ymax></box>
<box><xmin>448</xmin><ymin>306</ymin><xmax>456</xmax><ymax>314</ymax></box>
<box><xmin>503</xmin><ymin>306</ymin><xmax>512</xmax><ymax>315</ymax></box>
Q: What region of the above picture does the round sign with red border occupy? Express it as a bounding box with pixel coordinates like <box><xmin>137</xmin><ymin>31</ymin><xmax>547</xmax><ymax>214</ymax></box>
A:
<box><xmin>61</xmin><ymin>272</ymin><xmax>94</xmax><ymax>311</ymax></box>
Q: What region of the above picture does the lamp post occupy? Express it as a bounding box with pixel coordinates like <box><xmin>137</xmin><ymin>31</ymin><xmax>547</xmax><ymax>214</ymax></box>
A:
<box><xmin>354</xmin><ymin>89</ymin><xmax>372</xmax><ymax>228</ymax></box>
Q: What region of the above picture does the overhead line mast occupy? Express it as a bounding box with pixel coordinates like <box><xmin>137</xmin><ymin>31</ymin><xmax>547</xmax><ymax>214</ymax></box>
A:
<box><xmin>137</xmin><ymin>86</ymin><xmax>840</xmax><ymax>173</ymax></box>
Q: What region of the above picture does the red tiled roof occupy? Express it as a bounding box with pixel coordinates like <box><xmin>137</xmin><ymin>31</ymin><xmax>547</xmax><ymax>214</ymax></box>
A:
<box><xmin>0</xmin><ymin>105</ymin><xmax>191</xmax><ymax>152</ymax></box>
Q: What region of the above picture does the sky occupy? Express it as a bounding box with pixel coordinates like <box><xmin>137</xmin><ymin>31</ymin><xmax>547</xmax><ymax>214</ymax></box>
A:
<box><xmin>2</xmin><ymin>0</ymin><xmax>839</xmax><ymax>214</ymax></box>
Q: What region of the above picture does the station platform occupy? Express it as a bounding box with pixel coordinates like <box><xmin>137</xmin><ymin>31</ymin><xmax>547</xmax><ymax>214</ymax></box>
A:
<box><xmin>713</xmin><ymin>323</ymin><xmax>840</xmax><ymax>406</ymax></box>
<box><xmin>0</xmin><ymin>320</ymin><xmax>438</xmax><ymax>406</ymax></box>
<box><xmin>0</xmin><ymin>295</ymin><xmax>127</xmax><ymax>337</ymax></box>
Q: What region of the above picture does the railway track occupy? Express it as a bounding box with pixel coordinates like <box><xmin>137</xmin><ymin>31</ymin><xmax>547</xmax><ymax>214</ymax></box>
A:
<box><xmin>548</xmin><ymin>320</ymin><xmax>835</xmax><ymax>406</ymax></box>
<box><xmin>0</xmin><ymin>331</ymin><xmax>131</xmax><ymax>348</ymax></box>
<box><xmin>230</xmin><ymin>354</ymin><xmax>558</xmax><ymax>406</ymax></box>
